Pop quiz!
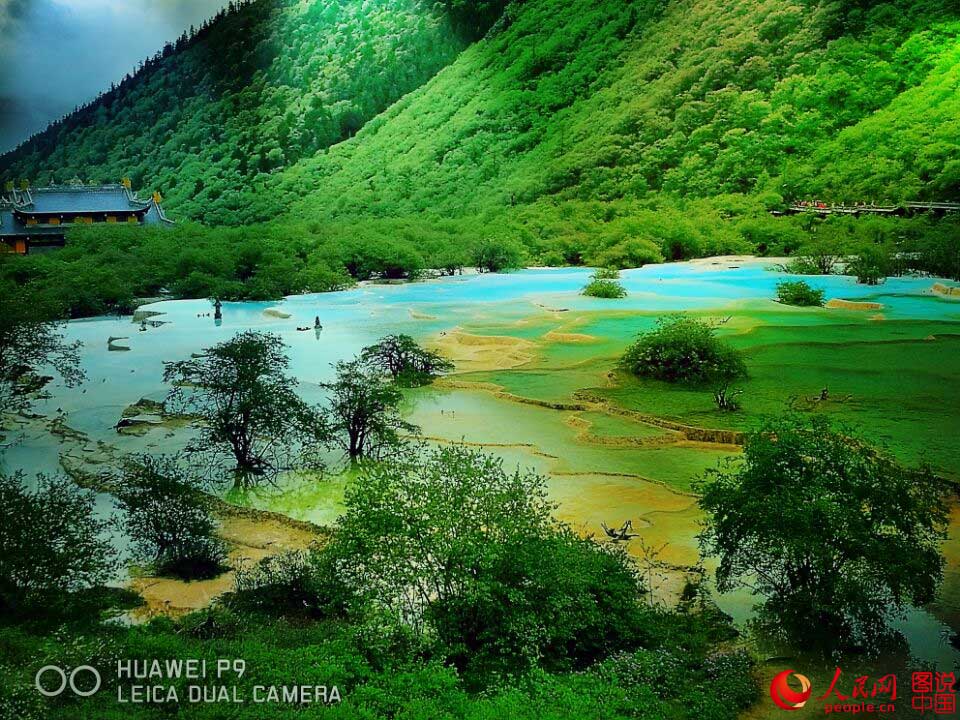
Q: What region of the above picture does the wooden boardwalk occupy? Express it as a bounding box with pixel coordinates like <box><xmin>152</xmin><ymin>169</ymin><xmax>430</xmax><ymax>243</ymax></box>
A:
<box><xmin>776</xmin><ymin>202</ymin><xmax>960</xmax><ymax>217</ymax></box>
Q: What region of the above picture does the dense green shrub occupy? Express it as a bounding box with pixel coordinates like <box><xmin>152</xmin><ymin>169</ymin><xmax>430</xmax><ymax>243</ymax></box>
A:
<box><xmin>775</xmin><ymin>280</ymin><xmax>825</xmax><ymax>307</ymax></box>
<box><xmin>471</xmin><ymin>236</ymin><xmax>526</xmax><ymax>273</ymax></box>
<box><xmin>428</xmin><ymin>527</ymin><xmax>648</xmax><ymax>684</ymax></box>
<box><xmin>845</xmin><ymin>245</ymin><xmax>891</xmax><ymax>285</ymax></box>
<box><xmin>619</xmin><ymin>316</ymin><xmax>746</xmax><ymax>385</ymax></box>
<box><xmin>588</xmin><ymin>237</ymin><xmax>665</xmax><ymax>269</ymax></box>
<box><xmin>0</xmin><ymin>603</ymin><xmax>756</xmax><ymax>719</ymax></box>
<box><xmin>620</xmin><ymin>315</ymin><xmax>747</xmax><ymax>410</ymax></box>
<box><xmin>323</xmin><ymin>445</ymin><xmax>649</xmax><ymax>687</ymax></box>
<box><xmin>341</xmin><ymin>238</ymin><xmax>425</xmax><ymax>280</ymax></box>
<box><xmin>582</xmin><ymin>278</ymin><xmax>627</xmax><ymax>298</ymax></box>
<box><xmin>229</xmin><ymin>550</ymin><xmax>354</xmax><ymax>620</ymax></box>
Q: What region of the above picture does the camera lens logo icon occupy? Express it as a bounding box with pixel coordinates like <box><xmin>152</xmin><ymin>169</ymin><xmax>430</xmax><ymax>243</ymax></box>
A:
<box><xmin>35</xmin><ymin>665</ymin><xmax>101</xmax><ymax>698</ymax></box>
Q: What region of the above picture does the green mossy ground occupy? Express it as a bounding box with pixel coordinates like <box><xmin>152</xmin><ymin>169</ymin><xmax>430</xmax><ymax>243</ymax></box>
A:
<box><xmin>462</xmin><ymin>308</ymin><xmax>960</xmax><ymax>480</ymax></box>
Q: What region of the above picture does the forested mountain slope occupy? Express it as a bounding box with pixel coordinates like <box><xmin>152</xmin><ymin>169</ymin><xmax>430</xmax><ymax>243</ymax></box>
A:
<box><xmin>0</xmin><ymin>0</ymin><xmax>474</xmax><ymax>224</ymax></box>
<box><xmin>3</xmin><ymin>0</ymin><xmax>958</xmax><ymax>225</ymax></box>
<box><xmin>3</xmin><ymin>0</ymin><xmax>960</xmax><ymax>316</ymax></box>
<box><xmin>273</xmin><ymin>0</ymin><xmax>960</xmax><ymax>222</ymax></box>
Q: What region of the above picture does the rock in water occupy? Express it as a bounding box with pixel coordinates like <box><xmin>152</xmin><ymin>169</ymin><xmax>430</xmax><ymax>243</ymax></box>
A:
<box><xmin>108</xmin><ymin>336</ymin><xmax>131</xmax><ymax>352</ymax></box>
<box><xmin>263</xmin><ymin>308</ymin><xmax>292</xmax><ymax>319</ymax></box>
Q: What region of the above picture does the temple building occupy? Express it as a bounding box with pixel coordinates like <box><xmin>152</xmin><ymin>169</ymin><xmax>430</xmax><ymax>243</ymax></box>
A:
<box><xmin>0</xmin><ymin>180</ymin><xmax>172</xmax><ymax>254</ymax></box>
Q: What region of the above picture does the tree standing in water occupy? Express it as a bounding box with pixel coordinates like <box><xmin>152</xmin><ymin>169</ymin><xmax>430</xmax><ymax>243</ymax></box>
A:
<box><xmin>164</xmin><ymin>331</ymin><xmax>326</xmax><ymax>487</ymax></box>
<box><xmin>321</xmin><ymin>358</ymin><xmax>417</xmax><ymax>460</ymax></box>
<box><xmin>360</xmin><ymin>334</ymin><xmax>453</xmax><ymax>386</ymax></box>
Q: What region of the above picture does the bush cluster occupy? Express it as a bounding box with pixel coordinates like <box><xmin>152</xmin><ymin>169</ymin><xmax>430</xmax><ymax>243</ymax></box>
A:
<box><xmin>619</xmin><ymin>316</ymin><xmax>746</xmax><ymax>385</ymax></box>
<box><xmin>115</xmin><ymin>457</ymin><xmax>227</xmax><ymax>581</ymax></box>
<box><xmin>582</xmin><ymin>278</ymin><xmax>627</xmax><ymax>298</ymax></box>
<box><xmin>776</xmin><ymin>280</ymin><xmax>825</xmax><ymax>307</ymax></box>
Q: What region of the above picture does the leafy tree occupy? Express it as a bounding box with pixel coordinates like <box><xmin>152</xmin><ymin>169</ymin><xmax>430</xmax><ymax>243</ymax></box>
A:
<box><xmin>697</xmin><ymin>415</ymin><xmax>949</xmax><ymax>648</ymax></box>
<box><xmin>914</xmin><ymin>220</ymin><xmax>960</xmax><ymax>280</ymax></box>
<box><xmin>784</xmin><ymin>237</ymin><xmax>843</xmax><ymax>275</ymax></box>
<box><xmin>341</xmin><ymin>238</ymin><xmax>424</xmax><ymax>280</ymax></box>
<box><xmin>323</xmin><ymin>445</ymin><xmax>648</xmax><ymax>685</ymax></box>
<box><xmin>588</xmin><ymin>237</ymin><xmax>664</xmax><ymax>270</ymax></box>
<box><xmin>163</xmin><ymin>331</ymin><xmax>327</xmax><ymax>486</ymax></box>
<box><xmin>471</xmin><ymin>236</ymin><xmax>525</xmax><ymax>273</ymax></box>
<box><xmin>775</xmin><ymin>279</ymin><xmax>825</xmax><ymax>307</ymax></box>
<box><xmin>115</xmin><ymin>456</ymin><xmax>227</xmax><ymax>580</ymax></box>
<box><xmin>431</xmin><ymin>247</ymin><xmax>469</xmax><ymax>276</ymax></box>
<box><xmin>360</xmin><ymin>334</ymin><xmax>454</xmax><ymax>386</ymax></box>
<box><xmin>0</xmin><ymin>281</ymin><xmax>83</xmax><ymax>416</ymax></box>
<box><xmin>0</xmin><ymin>472</ymin><xmax>116</xmax><ymax>614</ymax></box>
<box><xmin>321</xmin><ymin>358</ymin><xmax>417</xmax><ymax>460</ymax></box>
<box><xmin>846</xmin><ymin>244</ymin><xmax>890</xmax><ymax>285</ymax></box>
<box><xmin>620</xmin><ymin>316</ymin><xmax>747</xmax><ymax>410</ymax></box>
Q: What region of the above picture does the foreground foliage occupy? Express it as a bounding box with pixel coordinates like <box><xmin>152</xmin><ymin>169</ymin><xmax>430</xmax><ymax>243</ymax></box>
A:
<box><xmin>0</xmin><ymin>473</ymin><xmax>115</xmax><ymax>616</ymax></box>
<box><xmin>0</xmin><ymin>446</ymin><xmax>758</xmax><ymax>719</ymax></box>
<box><xmin>325</xmin><ymin>445</ymin><xmax>649</xmax><ymax>685</ymax></box>
<box><xmin>697</xmin><ymin>414</ymin><xmax>949</xmax><ymax>649</ymax></box>
<box><xmin>0</xmin><ymin>600</ymin><xmax>757</xmax><ymax>720</ymax></box>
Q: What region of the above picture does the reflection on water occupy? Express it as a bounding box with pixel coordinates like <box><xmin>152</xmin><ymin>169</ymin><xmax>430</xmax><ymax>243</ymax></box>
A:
<box><xmin>7</xmin><ymin>260</ymin><xmax>960</xmax><ymax>669</ymax></box>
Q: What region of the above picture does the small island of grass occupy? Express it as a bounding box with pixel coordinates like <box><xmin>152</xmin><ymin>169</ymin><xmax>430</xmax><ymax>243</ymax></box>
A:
<box><xmin>776</xmin><ymin>280</ymin><xmax>826</xmax><ymax>307</ymax></box>
<box><xmin>582</xmin><ymin>269</ymin><xmax>627</xmax><ymax>299</ymax></box>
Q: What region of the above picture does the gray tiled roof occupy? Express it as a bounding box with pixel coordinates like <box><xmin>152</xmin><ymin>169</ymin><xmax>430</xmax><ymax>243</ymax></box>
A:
<box><xmin>1</xmin><ymin>183</ymin><xmax>172</xmax><ymax>239</ymax></box>
<box><xmin>17</xmin><ymin>186</ymin><xmax>151</xmax><ymax>214</ymax></box>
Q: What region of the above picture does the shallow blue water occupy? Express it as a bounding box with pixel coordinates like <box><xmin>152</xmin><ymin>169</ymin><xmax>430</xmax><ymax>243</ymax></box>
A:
<box><xmin>20</xmin><ymin>261</ymin><xmax>960</xmax><ymax>448</ymax></box>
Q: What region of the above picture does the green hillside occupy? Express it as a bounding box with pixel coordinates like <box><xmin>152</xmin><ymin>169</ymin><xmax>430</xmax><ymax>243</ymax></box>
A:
<box><xmin>0</xmin><ymin>0</ymin><xmax>472</xmax><ymax>224</ymax></box>
<box><xmin>5</xmin><ymin>0</ymin><xmax>959</xmax><ymax>223</ymax></box>
<box><xmin>271</xmin><ymin>0</ymin><xmax>960</xmax><ymax>220</ymax></box>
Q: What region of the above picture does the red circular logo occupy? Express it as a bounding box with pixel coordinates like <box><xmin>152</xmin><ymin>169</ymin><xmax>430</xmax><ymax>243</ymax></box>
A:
<box><xmin>770</xmin><ymin>669</ymin><xmax>812</xmax><ymax>711</ymax></box>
